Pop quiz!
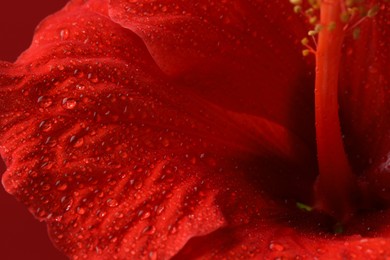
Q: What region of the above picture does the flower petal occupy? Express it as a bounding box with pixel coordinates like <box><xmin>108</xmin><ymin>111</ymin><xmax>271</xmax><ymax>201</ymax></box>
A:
<box><xmin>175</xmin><ymin>207</ymin><xmax>390</xmax><ymax>259</ymax></box>
<box><xmin>0</xmin><ymin>1</ymin><xmax>312</xmax><ymax>259</ymax></box>
<box><xmin>108</xmin><ymin>0</ymin><xmax>316</xmax><ymax>145</ymax></box>
<box><xmin>338</xmin><ymin>4</ymin><xmax>390</xmax><ymax>201</ymax></box>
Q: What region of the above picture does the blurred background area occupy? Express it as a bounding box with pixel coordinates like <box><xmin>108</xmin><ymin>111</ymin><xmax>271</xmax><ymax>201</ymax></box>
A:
<box><xmin>0</xmin><ymin>0</ymin><xmax>69</xmax><ymax>61</ymax></box>
<box><xmin>0</xmin><ymin>1</ymin><xmax>68</xmax><ymax>259</ymax></box>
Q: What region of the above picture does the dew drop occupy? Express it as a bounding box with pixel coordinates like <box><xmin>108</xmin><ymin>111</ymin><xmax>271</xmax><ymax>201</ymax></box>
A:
<box><xmin>269</xmin><ymin>241</ymin><xmax>285</xmax><ymax>252</ymax></box>
<box><xmin>106</xmin><ymin>198</ymin><xmax>119</xmax><ymax>207</ymax></box>
<box><xmin>36</xmin><ymin>208</ymin><xmax>47</xmax><ymax>218</ymax></box>
<box><xmin>169</xmin><ymin>226</ymin><xmax>177</xmax><ymax>234</ymax></box>
<box><xmin>70</xmin><ymin>135</ymin><xmax>77</xmax><ymax>143</ymax></box>
<box><xmin>142</xmin><ymin>225</ymin><xmax>156</xmax><ymax>235</ymax></box>
<box><xmin>37</xmin><ymin>96</ymin><xmax>53</xmax><ymax>108</ymax></box>
<box><xmin>155</xmin><ymin>205</ymin><xmax>165</xmax><ymax>215</ymax></box>
<box><xmin>134</xmin><ymin>180</ymin><xmax>143</xmax><ymax>190</ymax></box>
<box><xmin>39</xmin><ymin>120</ymin><xmax>53</xmax><ymax>132</ymax></box>
<box><xmin>87</xmin><ymin>73</ymin><xmax>99</xmax><ymax>83</ymax></box>
<box><xmin>76</xmin><ymin>84</ymin><xmax>85</xmax><ymax>91</ymax></box>
<box><xmin>316</xmin><ymin>248</ymin><xmax>326</xmax><ymax>254</ymax></box>
<box><xmin>140</xmin><ymin>211</ymin><xmax>151</xmax><ymax>220</ymax></box>
<box><xmin>62</xmin><ymin>98</ymin><xmax>77</xmax><ymax>110</ymax></box>
<box><xmin>73</xmin><ymin>137</ymin><xmax>84</xmax><ymax>148</ymax></box>
<box><xmin>74</xmin><ymin>69</ymin><xmax>84</xmax><ymax>78</ymax></box>
<box><xmin>45</xmin><ymin>136</ymin><xmax>57</xmax><ymax>147</ymax></box>
<box><xmin>55</xmin><ymin>180</ymin><xmax>68</xmax><ymax>191</ymax></box>
<box><xmin>97</xmin><ymin>210</ymin><xmax>107</xmax><ymax>218</ymax></box>
<box><xmin>61</xmin><ymin>196</ymin><xmax>73</xmax><ymax>211</ymax></box>
<box><xmin>41</xmin><ymin>184</ymin><xmax>51</xmax><ymax>191</ymax></box>
<box><xmin>77</xmin><ymin>207</ymin><xmax>86</xmax><ymax>215</ymax></box>
<box><xmin>60</xmin><ymin>28</ymin><xmax>69</xmax><ymax>40</ymax></box>
<box><xmin>148</xmin><ymin>251</ymin><xmax>157</xmax><ymax>260</ymax></box>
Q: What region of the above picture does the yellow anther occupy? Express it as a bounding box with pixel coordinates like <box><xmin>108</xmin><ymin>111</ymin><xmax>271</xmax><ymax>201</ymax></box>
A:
<box><xmin>314</xmin><ymin>24</ymin><xmax>323</xmax><ymax>32</ymax></box>
<box><xmin>308</xmin><ymin>0</ymin><xmax>320</xmax><ymax>9</ymax></box>
<box><xmin>345</xmin><ymin>0</ymin><xmax>355</xmax><ymax>8</ymax></box>
<box><xmin>294</xmin><ymin>5</ymin><xmax>302</xmax><ymax>13</ymax></box>
<box><xmin>302</xmin><ymin>49</ymin><xmax>310</xmax><ymax>56</ymax></box>
<box><xmin>328</xmin><ymin>22</ymin><xmax>336</xmax><ymax>31</ymax></box>
<box><xmin>308</xmin><ymin>23</ymin><xmax>323</xmax><ymax>36</ymax></box>
<box><xmin>289</xmin><ymin>0</ymin><xmax>302</xmax><ymax>5</ymax></box>
<box><xmin>367</xmin><ymin>5</ymin><xmax>379</xmax><ymax>18</ymax></box>
<box><xmin>301</xmin><ymin>37</ymin><xmax>309</xmax><ymax>45</ymax></box>
<box><xmin>347</xmin><ymin>7</ymin><xmax>358</xmax><ymax>16</ymax></box>
<box><xmin>340</xmin><ymin>12</ymin><xmax>351</xmax><ymax>23</ymax></box>
<box><xmin>301</xmin><ymin>37</ymin><xmax>309</xmax><ymax>46</ymax></box>
<box><xmin>305</xmin><ymin>8</ymin><xmax>314</xmax><ymax>16</ymax></box>
<box><xmin>309</xmin><ymin>16</ymin><xmax>318</xmax><ymax>24</ymax></box>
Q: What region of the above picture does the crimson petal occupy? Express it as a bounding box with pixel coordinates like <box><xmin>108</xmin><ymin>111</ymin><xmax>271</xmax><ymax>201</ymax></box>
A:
<box><xmin>0</xmin><ymin>0</ymin><xmax>312</xmax><ymax>258</ymax></box>
<box><xmin>108</xmin><ymin>0</ymin><xmax>316</xmax><ymax>145</ymax></box>
<box><xmin>338</xmin><ymin>4</ymin><xmax>390</xmax><ymax>202</ymax></box>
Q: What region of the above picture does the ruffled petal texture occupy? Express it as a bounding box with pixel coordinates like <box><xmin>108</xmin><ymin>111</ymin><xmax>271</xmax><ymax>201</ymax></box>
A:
<box><xmin>0</xmin><ymin>0</ymin><xmax>314</xmax><ymax>259</ymax></box>
<box><xmin>1</xmin><ymin>0</ymin><xmax>390</xmax><ymax>259</ymax></box>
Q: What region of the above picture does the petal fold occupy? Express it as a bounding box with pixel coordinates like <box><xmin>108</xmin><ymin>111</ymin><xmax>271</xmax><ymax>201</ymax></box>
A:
<box><xmin>0</xmin><ymin>1</ymin><xmax>313</xmax><ymax>259</ymax></box>
<box><xmin>108</xmin><ymin>0</ymin><xmax>316</xmax><ymax>145</ymax></box>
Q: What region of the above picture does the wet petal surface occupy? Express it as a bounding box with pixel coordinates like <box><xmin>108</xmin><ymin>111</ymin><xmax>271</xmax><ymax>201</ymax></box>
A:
<box><xmin>0</xmin><ymin>1</ymin><xmax>312</xmax><ymax>258</ymax></box>
<box><xmin>1</xmin><ymin>0</ymin><xmax>390</xmax><ymax>259</ymax></box>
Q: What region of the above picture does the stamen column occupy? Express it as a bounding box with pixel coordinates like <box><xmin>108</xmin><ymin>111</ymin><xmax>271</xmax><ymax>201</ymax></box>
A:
<box><xmin>313</xmin><ymin>0</ymin><xmax>359</xmax><ymax>222</ymax></box>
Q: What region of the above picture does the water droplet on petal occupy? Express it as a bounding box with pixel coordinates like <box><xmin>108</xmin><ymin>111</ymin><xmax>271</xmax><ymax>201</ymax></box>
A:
<box><xmin>60</xmin><ymin>28</ymin><xmax>69</xmax><ymax>40</ymax></box>
<box><xmin>76</xmin><ymin>84</ymin><xmax>85</xmax><ymax>90</ymax></box>
<box><xmin>69</xmin><ymin>135</ymin><xmax>77</xmax><ymax>143</ymax></box>
<box><xmin>77</xmin><ymin>207</ymin><xmax>86</xmax><ymax>215</ymax></box>
<box><xmin>61</xmin><ymin>196</ymin><xmax>73</xmax><ymax>211</ymax></box>
<box><xmin>316</xmin><ymin>248</ymin><xmax>326</xmax><ymax>254</ymax></box>
<box><xmin>73</xmin><ymin>137</ymin><xmax>84</xmax><ymax>148</ymax></box>
<box><xmin>41</xmin><ymin>184</ymin><xmax>51</xmax><ymax>191</ymax></box>
<box><xmin>140</xmin><ymin>211</ymin><xmax>151</xmax><ymax>220</ymax></box>
<box><xmin>87</xmin><ymin>73</ymin><xmax>99</xmax><ymax>83</ymax></box>
<box><xmin>169</xmin><ymin>226</ymin><xmax>177</xmax><ymax>234</ymax></box>
<box><xmin>62</xmin><ymin>98</ymin><xmax>77</xmax><ymax>110</ymax></box>
<box><xmin>97</xmin><ymin>210</ymin><xmax>107</xmax><ymax>218</ymax></box>
<box><xmin>142</xmin><ymin>225</ymin><xmax>156</xmax><ymax>235</ymax></box>
<box><xmin>155</xmin><ymin>205</ymin><xmax>165</xmax><ymax>215</ymax></box>
<box><xmin>39</xmin><ymin>120</ymin><xmax>53</xmax><ymax>132</ymax></box>
<box><xmin>269</xmin><ymin>242</ymin><xmax>285</xmax><ymax>252</ymax></box>
<box><xmin>55</xmin><ymin>180</ymin><xmax>68</xmax><ymax>191</ymax></box>
<box><xmin>37</xmin><ymin>96</ymin><xmax>53</xmax><ymax>108</ymax></box>
<box><xmin>148</xmin><ymin>251</ymin><xmax>157</xmax><ymax>260</ymax></box>
<box><xmin>106</xmin><ymin>198</ymin><xmax>118</xmax><ymax>207</ymax></box>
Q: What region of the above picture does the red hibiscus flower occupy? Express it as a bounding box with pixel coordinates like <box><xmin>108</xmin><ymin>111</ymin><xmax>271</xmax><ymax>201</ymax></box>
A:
<box><xmin>1</xmin><ymin>0</ymin><xmax>390</xmax><ymax>259</ymax></box>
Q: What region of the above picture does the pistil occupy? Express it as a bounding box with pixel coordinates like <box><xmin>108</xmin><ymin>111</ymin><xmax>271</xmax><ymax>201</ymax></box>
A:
<box><xmin>313</xmin><ymin>0</ymin><xmax>359</xmax><ymax>222</ymax></box>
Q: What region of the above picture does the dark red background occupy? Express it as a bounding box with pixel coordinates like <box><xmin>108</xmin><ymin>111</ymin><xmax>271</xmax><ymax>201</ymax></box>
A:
<box><xmin>0</xmin><ymin>1</ymin><xmax>69</xmax><ymax>259</ymax></box>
